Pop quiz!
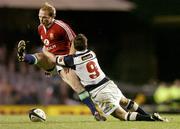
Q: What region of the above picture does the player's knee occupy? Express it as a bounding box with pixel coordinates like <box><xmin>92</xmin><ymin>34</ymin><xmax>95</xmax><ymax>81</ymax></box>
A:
<box><xmin>120</xmin><ymin>97</ymin><xmax>130</xmax><ymax>107</ymax></box>
<box><xmin>34</xmin><ymin>52</ymin><xmax>55</xmax><ymax>70</ymax></box>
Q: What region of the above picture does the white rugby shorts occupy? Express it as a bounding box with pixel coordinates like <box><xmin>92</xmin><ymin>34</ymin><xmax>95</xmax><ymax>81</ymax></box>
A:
<box><xmin>90</xmin><ymin>80</ymin><xmax>125</xmax><ymax>117</ymax></box>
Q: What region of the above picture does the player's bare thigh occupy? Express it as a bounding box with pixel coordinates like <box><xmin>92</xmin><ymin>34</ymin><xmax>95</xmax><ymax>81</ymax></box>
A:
<box><xmin>35</xmin><ymin>52</ymin><xmax>55</xmax><ymax>70</ymax></box>
<box><xmin>59</xmin><ymin>68</ymin><xmax>85</xmax><ymax>93</ymax></box>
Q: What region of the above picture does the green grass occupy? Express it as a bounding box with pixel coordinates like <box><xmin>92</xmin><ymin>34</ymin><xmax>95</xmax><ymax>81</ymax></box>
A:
<box><xmin>0</xmin><ymin>114</ymin><xmax>179</xmax><ymax>129</ymax></box>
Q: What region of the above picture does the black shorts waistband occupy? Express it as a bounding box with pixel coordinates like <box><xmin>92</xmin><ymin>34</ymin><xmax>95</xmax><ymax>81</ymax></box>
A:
<box><xmin>85</xmin><ymin>77</ymin><xmax>110</xmax><ymax>92</ymax></box>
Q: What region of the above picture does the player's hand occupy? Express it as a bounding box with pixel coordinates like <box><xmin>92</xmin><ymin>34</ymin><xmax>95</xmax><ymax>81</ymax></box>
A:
<box><xmin>94</xmin><ymin>111</ymin><xmax>107</xmax><ymax>121</ymax></box>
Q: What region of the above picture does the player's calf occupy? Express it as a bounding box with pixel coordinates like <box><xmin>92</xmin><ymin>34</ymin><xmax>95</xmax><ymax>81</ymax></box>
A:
<box><xmin>113</xmin><ymin>108</ymin><xmax>154</xmax><ymax>121</ymax></box>
<box><xmin>120</xmin><ymin>98</ymin><xmax>149</xmax><ymax>115</ymax></box>
<box><xmin>125</xmin><ymin>112</ymin><xmax>155</xmax><ymax>121</ymax></box>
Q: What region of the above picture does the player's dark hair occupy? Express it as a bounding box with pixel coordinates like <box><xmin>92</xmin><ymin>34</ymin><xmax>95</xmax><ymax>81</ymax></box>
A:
<box><xmin>40</xmin><ymin>2</ymin><xmax>56</xmax><ymax>17</ymax></box>
<box><xmin>74</xmin><ymin>34</ymin><xmax>88</xmax><ymax>51</ymax></box>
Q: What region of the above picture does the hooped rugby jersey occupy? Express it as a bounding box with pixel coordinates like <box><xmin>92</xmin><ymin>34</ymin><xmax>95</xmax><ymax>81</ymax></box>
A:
<box><xmin>56</xmin><ymin>49</ymin><xmax>106</xmax><ymax>86</ymax></box>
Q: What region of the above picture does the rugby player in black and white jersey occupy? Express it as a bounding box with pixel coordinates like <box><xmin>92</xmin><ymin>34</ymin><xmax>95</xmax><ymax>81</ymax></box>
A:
<box><xmin>43</xmin><ymin>34</ymin><xmax>168</xmax><ymax>122</ymax></box>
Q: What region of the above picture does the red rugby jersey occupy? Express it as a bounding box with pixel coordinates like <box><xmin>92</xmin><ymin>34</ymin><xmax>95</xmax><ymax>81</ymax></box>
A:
<box><xmin>38</xmin><ymin>20</ymin><xmax>76</xmax><ymax>55</ymax></box>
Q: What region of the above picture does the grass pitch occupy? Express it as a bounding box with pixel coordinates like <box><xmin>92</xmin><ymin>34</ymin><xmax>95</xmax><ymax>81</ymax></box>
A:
<box><xmin>0</xmin><ymin>114</ymin><xmax>179</xmax><ymax>129</ymax></box>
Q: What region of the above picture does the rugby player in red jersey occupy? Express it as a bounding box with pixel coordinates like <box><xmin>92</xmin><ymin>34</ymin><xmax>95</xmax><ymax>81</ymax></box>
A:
<box><xmin>17</xmin><ymin>2</ymin><xmax>106</xmax><ymax>121</ymax></box>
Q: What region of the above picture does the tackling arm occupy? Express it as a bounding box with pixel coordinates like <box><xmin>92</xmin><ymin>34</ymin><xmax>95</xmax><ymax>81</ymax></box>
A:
<box><xmin>56</xmin><ymin>55</ymin><xmax>74</xmax><ymax>67</ymax></box>
<box><xmin>42</xmin><ymin>46</ymin><xmax>74</xmax><ymax>67</ymax></box>
<box><xmin>69</xmin><ymin>40</ymin><xmax>76</xmax><ymax>54</ymax></box>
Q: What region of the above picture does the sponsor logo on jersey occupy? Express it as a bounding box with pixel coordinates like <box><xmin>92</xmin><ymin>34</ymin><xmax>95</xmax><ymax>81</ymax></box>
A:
<box><xmin>81</xmin><ymin>54</ymin><xmax>93</xmax><ymax>61</ymax></box>
<box><xmin>46</xmin><ymin>45</ymin><xmax>56</xmax><ymax>50</ymax></box>
<box><xmin>44</xmin><ymin>39</ymin><xmax>49</xmax><ymax>45</ymax></box>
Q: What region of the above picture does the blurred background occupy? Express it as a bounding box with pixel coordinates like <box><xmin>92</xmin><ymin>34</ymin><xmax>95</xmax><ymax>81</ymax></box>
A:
<box><xmin>0</xmin><ymin>0</ymin><xmax>180</xmax><ymax>114</ymax></box>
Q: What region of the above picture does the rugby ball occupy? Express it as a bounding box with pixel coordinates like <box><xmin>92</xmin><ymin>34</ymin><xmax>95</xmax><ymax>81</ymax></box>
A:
<box><xmin>29</xmin><ymin>108</ymin><xmax>46</xmax><ymax>122</ymax></box>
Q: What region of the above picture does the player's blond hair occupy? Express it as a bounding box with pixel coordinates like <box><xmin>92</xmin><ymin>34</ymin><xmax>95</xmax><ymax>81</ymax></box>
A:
<box><xmin>40</xmin><ymin>2</ymin><xmax>56</xmax><ymax>17</ymax></box>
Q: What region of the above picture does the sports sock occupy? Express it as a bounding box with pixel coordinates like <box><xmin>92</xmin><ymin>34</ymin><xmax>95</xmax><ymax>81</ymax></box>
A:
<box><xmin>125</xmin><ymin>112</ymin><xmax>154</xmax><ymax>121</ymax></box>
<box><xmin>78</xmin><ymin>90</ymin><xmax>97</xmax><ymax>115</ymax></box>
<box><xmin>135</xmin><ymin>113</ymin><xmax>154</xmax><ymax>121</ymax></box>
<box><xmin>126</xmin><ymin>100</ymin><xmax>148</xmax><ymax>115</ymax></box>
<box><xmin>125</xmin><ymin>112</ymin><xmax>137</xmax><ymax>121</ymax></box>
<box><xmin>24</xmin><ymin>54</ymin><xmax>38</xmax><ymax>64</ymax></box>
